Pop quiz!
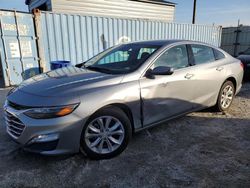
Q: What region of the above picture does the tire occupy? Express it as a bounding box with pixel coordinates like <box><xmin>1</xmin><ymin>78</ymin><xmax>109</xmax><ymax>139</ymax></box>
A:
<box><xmin>80</xmin><ymin>106</ymin><xmax>132</xmax><ymax>160</ymax></box>
<box><xmin>215</xmin><ymin>81</ymin><xmax>235</xmax><ymax>112</ymax></box>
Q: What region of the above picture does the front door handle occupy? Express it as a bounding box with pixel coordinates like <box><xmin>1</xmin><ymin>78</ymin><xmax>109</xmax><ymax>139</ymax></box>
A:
<box><xmin>184</xmin><ymin>73</ymin><xmax>194</xmax><ymax>79</ymax></box>
<box><xmin>216</xmin><ymin>66</ymin><xmax>224</xmax><ymax>71</ymax></box>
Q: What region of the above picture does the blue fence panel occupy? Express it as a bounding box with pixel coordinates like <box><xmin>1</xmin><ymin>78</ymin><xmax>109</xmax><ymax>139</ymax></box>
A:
<box><xmin>38</xmin><ymin>11</ymin><xmax>222</xmax><ymax>71</ymax></box>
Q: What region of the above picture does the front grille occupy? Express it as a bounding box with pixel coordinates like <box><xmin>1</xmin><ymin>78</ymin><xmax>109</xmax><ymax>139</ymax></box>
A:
<box><xmin>4</xmin><ymin>111</ymin><xmax>25</xmax><ymax>138</ymax></box>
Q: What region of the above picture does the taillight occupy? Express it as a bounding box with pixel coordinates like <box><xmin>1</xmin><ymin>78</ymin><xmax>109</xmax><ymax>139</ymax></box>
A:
<box><xmin>240</xmin><ymin>62</ymin><xmax>244</xmax><ymax>69</ymax></box>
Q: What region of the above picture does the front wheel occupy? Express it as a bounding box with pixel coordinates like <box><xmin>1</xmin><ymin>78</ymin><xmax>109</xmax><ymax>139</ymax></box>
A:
<box><xmin>215</xmin><ymin>81</ymin><xmax>235</xmax><ymax>112</ymax></box>
<box><xmin>80</xmin><ymin>106</ymin><xmax>132</xmax><ymax>160</ymax></box>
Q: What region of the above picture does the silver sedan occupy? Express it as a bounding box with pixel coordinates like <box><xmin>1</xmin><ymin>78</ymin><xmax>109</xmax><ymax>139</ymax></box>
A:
<box><xmin>4</xmin><ymin>40</ymin><xmax>243</xmax><ymax>159</ymax></box>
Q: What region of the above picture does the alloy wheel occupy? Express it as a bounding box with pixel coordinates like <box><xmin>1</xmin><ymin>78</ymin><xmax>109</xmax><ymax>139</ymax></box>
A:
<box><xmin>84</xmin><ymin>116</ymin><xmax>125</xmax><ymax>154</ymax></box>
<box><xmin>221</xmin><ymin>85</ymin><xmax>234</xmax><ymax>109</ymax></box>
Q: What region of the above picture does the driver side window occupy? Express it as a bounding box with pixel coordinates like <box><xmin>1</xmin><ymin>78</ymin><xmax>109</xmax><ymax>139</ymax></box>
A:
<box><xmin>153</xmin><ymin>45</ymin><xmax>189</xmax><ymax>70</ymax></box>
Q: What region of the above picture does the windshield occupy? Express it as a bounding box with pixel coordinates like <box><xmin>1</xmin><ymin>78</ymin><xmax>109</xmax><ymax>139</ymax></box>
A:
<box><xmin>83</xmin><ymin>43</ymin><xmax>162</xmax><ymax>74</ymax></box>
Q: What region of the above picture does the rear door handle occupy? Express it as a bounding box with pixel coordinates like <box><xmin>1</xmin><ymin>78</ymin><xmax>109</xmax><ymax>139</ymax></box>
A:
<box><xmin>216</xmin><ymin>66</ymin><xmax>224</xmax><ymax>71</ymax></box>
<box><xmin>184</xmin><ymin>73</ymin><xmax>194</xmax><ymax>79</ymax></box>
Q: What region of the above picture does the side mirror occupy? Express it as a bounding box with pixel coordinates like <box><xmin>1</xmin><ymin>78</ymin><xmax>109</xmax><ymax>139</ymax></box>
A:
<box><xmin>145</xmin><ymin>66</ymin><xmax>174</xmax><ymax>79</ymax></box>
<box><xmin>75</xmin><ymin>62</ymin><xmax>85</xmax><ymax>68</ymax></box>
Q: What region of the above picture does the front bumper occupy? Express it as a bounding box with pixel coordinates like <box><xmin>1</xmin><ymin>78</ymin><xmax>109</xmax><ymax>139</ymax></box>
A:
<box><xmin>3</xmin><ymin>104</ymin><xmax>86</xmax><ymax>155</ymax></box>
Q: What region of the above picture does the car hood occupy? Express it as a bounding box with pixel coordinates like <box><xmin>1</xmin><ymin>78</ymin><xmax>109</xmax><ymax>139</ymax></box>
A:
<box><xmin>7</xmin><ymin>66</ymin><xmax>124</xmax><ymax>106</ymax></box>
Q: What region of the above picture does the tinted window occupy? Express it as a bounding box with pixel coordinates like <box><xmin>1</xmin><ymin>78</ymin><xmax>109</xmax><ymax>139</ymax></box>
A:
<box><xmin>213</xmin><ymin>49</ymin><xmax>225</xmax><ymax>60</ymax></box>
<box><xmin>191</xmin><ymin>44</ymin><xmax>215</xmax><ymax>64</ymax></box>
<box><xmin>153</xmin><ymin>45</ymin><xmax>189</xmax><ymax>70</ymax></box>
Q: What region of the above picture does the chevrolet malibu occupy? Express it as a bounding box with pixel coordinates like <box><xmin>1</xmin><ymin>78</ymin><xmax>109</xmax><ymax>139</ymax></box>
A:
<box><xmin>4</xmin><ymin>40</ymin><xmax>243</xmax><ymax>159</ymax></box>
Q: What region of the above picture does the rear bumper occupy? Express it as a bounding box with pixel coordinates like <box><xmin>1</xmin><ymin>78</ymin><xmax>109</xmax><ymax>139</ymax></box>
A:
<box><xmin>243</xmin><ymin>66</ymin><xmax>250</xmax><ymax>80</ymax></box>
<box><xmin>4</xmin><ymin>103</ymin><xmax>86</xmax><ymax>155</ymax></box>
<box><xmin>235</xmin><ymin>83</ymin><xmax>242</xmax><ymax>95</ymax></box>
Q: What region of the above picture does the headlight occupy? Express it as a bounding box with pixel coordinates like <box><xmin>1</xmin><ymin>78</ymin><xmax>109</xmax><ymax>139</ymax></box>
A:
<box><xmin>24</xmin><ymin>103</ymin><xmax>79</xmax><ymax>119</ymax></box>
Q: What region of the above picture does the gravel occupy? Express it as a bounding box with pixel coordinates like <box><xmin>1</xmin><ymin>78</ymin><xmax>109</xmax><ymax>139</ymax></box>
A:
<box><xmin>0</xmin><ymin>83</ymin><xmax>249</xmax><ymax>188</ymax></box>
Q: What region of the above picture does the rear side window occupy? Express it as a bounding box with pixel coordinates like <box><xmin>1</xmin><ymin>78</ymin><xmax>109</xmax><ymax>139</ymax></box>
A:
<box><xmin>213</xmin><ymin>49</ymin><xmax>225</xmax><ymax>60</ymax></box>
<box><xmin>191</xmin><ymin>44</ymin><xmax>215</xmax><ymax>64</ymax></box>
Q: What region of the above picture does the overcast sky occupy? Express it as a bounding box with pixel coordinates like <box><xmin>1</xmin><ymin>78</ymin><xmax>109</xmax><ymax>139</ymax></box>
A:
<box><xmin>0</xmin><ymin>0</ymin><xmax>249</xmax><ymax>26</ymax></box>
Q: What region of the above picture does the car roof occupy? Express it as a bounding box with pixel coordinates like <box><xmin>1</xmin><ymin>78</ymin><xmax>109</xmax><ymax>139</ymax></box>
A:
<box><xmin>127</xmin><ymin>39</ymin><xmax>189</xmax><ymax>46</ymax></box>
<box><xmin>126</xmin><ymin>39</ymin><xmax>222</xmax><ymax>51</ymax></box>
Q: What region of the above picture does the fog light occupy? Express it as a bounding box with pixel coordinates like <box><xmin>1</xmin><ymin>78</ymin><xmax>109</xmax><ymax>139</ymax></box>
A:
<box><xmin>28</xmin><ymin>133</ymin><xmax>59</xmax><ymax>144</ymax></box>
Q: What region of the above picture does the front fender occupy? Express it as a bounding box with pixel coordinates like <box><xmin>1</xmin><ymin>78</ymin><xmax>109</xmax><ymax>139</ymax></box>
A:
<box><xmin>76</xmin><ymin>81</ymin><xmax>142</xmax><ymax>130</ymax></box>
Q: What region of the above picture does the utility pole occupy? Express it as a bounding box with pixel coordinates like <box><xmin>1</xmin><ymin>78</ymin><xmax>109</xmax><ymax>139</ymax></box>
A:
<box><xmin>192</xmin><ymin>0</ymin><xmax>197</xmax><ymax>24</ymax></box>
<box><xmin>233</xmin><ymin>19</ymin><xmax>241</xmax><ymax>57</ymax></box>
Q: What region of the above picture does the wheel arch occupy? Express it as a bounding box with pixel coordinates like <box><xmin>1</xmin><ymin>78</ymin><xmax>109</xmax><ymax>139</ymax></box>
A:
<box><xmin>106</xmin><ymin>103</ymin><xmax>135</xmax><ymax>133</ymax></box>
<box><xmin>86</xmin><ymin>103</ymin><xmax>135</xmax><ymax>133</ymax></box>
<box><xmin>214</xmin><ymin>76</ymin><xmax>237</xmax><ymax>112</ymax></box>
<box><xmin>213</xmin><ymin>76</ymin><xmax>237</xmax><ymax>108</ymax></box>
<box><xmin>224</xmin><ymin>76</ymin><xmax>237</xmax><ymax>93</ymax></box>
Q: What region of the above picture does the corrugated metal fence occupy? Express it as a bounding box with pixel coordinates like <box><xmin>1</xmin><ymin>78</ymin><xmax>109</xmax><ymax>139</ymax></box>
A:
<box><xmin>221</xmin><ymin>26</ymin><xmax>250</xmax><ymax>57</ymax></box>
<box><xmin>0</xmin><ymin>9</ymin><xmax>222</xmax><ymax>86</ymax></box>
<box><xmin>37</xmin><ymin>11</ymin><xmax>222</xmax><ymax>71</ymax></box>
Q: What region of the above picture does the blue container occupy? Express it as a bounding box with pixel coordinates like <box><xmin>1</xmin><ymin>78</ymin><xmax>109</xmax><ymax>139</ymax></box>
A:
<box><xmin>50</xmin><ymin>61</ymin><xmax>71</xmax><ymax>70</ymax></box>
<box><xmin>0</xmin><ymin>10</ymin><xmax>40</xmax><ymax>86</ymax></box>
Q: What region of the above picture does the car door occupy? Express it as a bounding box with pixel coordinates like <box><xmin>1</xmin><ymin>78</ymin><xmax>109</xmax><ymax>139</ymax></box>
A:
<box><xmin>139</xmin><ymin>44</ymin><xmax>197</xmax><ymax>126</ymax></box>
<box><xmin>188</xmin><ymin>44</ymin><xmax>227</xmax><ymax>107</ymax></box>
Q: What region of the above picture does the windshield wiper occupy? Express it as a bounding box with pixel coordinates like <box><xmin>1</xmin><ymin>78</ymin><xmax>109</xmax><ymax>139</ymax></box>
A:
<box><xmin>86</xmin><ymin>66</ymin><xmax>113</xmax><ymax>74</ymax></box>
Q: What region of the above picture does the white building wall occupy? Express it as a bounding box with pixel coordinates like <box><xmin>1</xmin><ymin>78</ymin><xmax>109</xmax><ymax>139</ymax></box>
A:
<box><xmin>29</xmin><ymin>0</ymin><xmax>175</xmax><ymax>22</ymax></box>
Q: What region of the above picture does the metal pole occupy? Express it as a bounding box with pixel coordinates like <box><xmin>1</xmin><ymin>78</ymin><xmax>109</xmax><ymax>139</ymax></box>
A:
<box><xmin>192</xmin><ymin>0</ymin><xmax>197</xmax><ymax>24</ymax></box>
<box><xmin>233</xmin><ymin>19</ymin><xmax>241</xmax><ymax>57</ymax></box>
<box><xmin>33</xmin><ymin>9</ymin><xmax>46</xmax><ymax>72</ymax></box>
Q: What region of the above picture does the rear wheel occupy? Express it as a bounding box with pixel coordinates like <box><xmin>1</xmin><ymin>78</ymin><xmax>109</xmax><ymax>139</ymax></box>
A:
<box><xmin>80</xmin><ymin>106</ymin><xmax>132</xmax><ymax>159</ymax></box>
<box><xmin>215</xmin><ymin>81</ymin><xmax>235</xmax><ymax>112</ymax></box>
